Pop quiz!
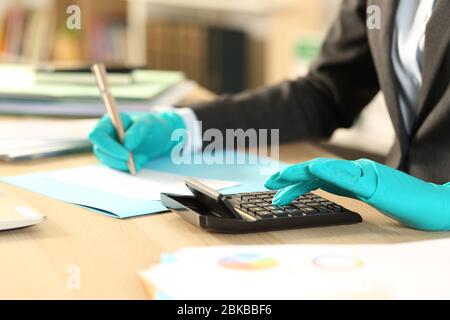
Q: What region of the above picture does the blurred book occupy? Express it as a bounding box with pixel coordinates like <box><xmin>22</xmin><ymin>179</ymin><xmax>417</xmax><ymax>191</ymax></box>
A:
<box><xmin>0</xmin><ymin>64</ymin><xmax>193</xmax><ymax>117</ymax></box>
<box><xmin>0</xmin><ymin>64</ymin><xmax>185</xmax><ymax>100</ymax></box>
<box><xmin>0</xmin><ymin>4</ymin><xmax>52</xmax><ymax>63</ymax></box>
<box><xmin>207</xmin><ymin>27</ymin><xmax>247</xmax><ymax>94</ymax></box>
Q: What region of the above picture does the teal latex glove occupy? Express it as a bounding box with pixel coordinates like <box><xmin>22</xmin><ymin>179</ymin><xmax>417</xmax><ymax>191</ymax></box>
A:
<box><xmin>89</xmin><ymin>111</ymin><xmax>185</xmax><ymax>172</ymax></box>
<box><xmin>265</xmin><ymin>158</ymin><xmax>450</xmax><ymax>231</ymax></box>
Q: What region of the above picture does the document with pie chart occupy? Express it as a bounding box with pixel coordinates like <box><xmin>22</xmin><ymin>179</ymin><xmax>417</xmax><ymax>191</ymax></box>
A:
<box><xmin>140</xmin><ymin>240</ymin><xmax>450</xmax><ymax>299</ymax></box>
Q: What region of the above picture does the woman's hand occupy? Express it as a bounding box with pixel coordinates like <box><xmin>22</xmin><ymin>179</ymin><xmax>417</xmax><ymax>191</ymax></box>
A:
<box><xmin>89</xmin><ymin>111</ymin><xmax>185</xmax><ymax>172</ymax></box>
<box><xmin>265</xmin><ymin>158</ymin><xmax>450</xmax><ymax>231</ymax></box>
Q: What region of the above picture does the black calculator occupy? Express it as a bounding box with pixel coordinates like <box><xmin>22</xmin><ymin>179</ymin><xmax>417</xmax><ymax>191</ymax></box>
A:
<box><xmin>160</xmin><ymin>177</ymin><xmax>362</xmax><ymax>233</ymax></box>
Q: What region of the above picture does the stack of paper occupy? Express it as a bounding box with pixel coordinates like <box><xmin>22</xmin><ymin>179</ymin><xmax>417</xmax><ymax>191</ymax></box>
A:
<box><xmin>0</xmin><ymin>119</ymin><xmax>96</xmax><ymax>161</ymax></box>
<box><xmin>0</xmin><ymin>64</ymin><xmax>192</xmax><ymax>116</ymax></box>
<box><xmin>140</xmin><ymin>240</ymin><xmax>450</xmax><ymax>299</ymax></box>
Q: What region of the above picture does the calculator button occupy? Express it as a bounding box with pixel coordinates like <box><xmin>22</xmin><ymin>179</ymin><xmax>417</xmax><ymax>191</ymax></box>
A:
<box><xmin>329</xmin><ymin>204</ymin><xmax>344</xmax><ymax>212</ymax></box>
<box><xmin>308</xmin><ymin>202</ymin><xmax>323</xmax><ymax>207</ymax></box>
<box><xmin>315</xmin><ymin>206</ymin><xmax>331</xmax><ymax>213</ymax></box>
<box><xmin>293</xmin><ymin>203</ymin><xmax>308</xmax><ymax>209</ymax></box>
<box><xmin>255</xmin><ymin>194</ymin><xmax>268</xmax><ymax>198</ymax></box>
<box><xmin>256</xmin><ymin>210</ymin><xmax>274</xmax><ymax>218</ymax></box>
<box><xmin>240</xmin><ymin>192</ymin><xmax>252</xmax><ymax>196</ymax></box>
<box><xmin>241</xmin><ymin>203</ymin><xmax>258</xmax><ymax>209</ymax></box>
<box><xmin>302</xmin><ymin>207</ymin><xmax>318</xmax><ymax>214</ymax></box>
<box><xmin>249</xmin><ymin>207</ymin><xmax>265</xmax><ymax>213</ymax></box>
<box><xmin>286</xmin><ymin>209</ymin><xmax>303</xmax><ymax>216</ymax></box>
<box><xmin>253</xmin><ymin>199</ymin><xmax>265</xmax><ymax>203</ymax></box>
<box><xmin>271</xmin><ymin>209</ymin><xmax>288</xmax><ymax>217</ymax></box>
<box><xmin>263</xmin><ymin>205</ymin><xmax>278</xmax><ymax>211</ymax></box>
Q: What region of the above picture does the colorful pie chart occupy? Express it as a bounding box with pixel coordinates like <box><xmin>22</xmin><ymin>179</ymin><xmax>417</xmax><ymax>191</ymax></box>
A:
<box><xmin>312</xmin><ymin>254</ymin><xmax>364</xmax><ymax>271</ymax></box>
<box><xmin>218</xmin><ymin>253</ymin><xmax>278</xmax><ymax>271</ymax></box>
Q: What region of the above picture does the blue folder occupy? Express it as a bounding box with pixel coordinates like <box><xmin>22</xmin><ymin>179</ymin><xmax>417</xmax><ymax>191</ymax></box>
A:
<box><xmin>2</xmin><ymin>152</ymin><xmax>287</xmax><ymax>218</ymax></box>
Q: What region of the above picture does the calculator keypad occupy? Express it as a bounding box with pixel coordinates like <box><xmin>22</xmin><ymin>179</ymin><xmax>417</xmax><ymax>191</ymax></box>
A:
<box><xmin>230</xmin><ymin>191</ymin><xmax>345</xmax><ymax>219</ymax></box>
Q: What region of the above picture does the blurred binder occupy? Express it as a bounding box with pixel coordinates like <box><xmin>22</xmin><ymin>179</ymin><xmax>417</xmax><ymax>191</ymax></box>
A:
<box><xmin>0</xmin><ymin>80</ymin><xmax>195</xmax><ymax>117</ymax></box>
<box><xmin>207</xmin><ymin>27</ymin><xmax>247</xmax><ymax>94</ymax></box>
<box><xmin>0</xmin><ymin>64</ymin><xmax>192</xmax><ymax>117</ymax></box>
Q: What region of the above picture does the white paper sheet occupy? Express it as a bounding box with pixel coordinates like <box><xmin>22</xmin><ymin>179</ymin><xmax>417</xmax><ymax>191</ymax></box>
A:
<box><xmin>0</xmin><ymin>119</ymin><xmax>96</xmax><ymax>141</ymax></box>
<box><xmin>141</xmin><ymin>239</ymin><xmax>450</xmax><ymax>299</ymax></box>
<box><xmin>47</xmin><ymin>165</ymin><xmax>240</xmax><ymax>201</ymax></box>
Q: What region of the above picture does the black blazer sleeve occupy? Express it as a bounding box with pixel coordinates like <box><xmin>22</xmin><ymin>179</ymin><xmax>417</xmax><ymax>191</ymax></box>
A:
<box><xmin>186</xmin><ymin>0</ymin><xmax>380</xmax><ymax>143</ymax></box>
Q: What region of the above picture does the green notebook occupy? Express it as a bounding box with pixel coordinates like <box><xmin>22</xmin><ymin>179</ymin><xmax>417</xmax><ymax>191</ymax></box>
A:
<box><xmin>0</xmin><ymin>64</ymin><xmax>185</xmax><ymax>102</ymax></box>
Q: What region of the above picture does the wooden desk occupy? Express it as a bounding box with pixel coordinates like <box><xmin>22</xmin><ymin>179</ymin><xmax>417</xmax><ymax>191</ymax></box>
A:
<box><xmin>0</xmin><ymin>85</ymin><xmax>448</xmax><ymax>299</ymax></box>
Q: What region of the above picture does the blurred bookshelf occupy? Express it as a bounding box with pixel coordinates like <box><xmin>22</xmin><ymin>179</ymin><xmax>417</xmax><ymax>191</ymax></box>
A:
<box><xmin>0</xmin><ymin>0</ymin><xmax>335</xmax><ymax>93</ymax></box>
<box><xmin>53</xmin><ymin>0</ymin><xmax>128</xmax><ymax>64</ymax></box>
<box><xmin>0</xmin><ymin>0</ymin><xmax>54</xmax><ymax>63</ymax></box>
<box><xmin>137</xmin><ymin>0</ymin><xmax>321</xmax><ymax>93</ymax></box>
<box><xmin>0</xmin><ymin>0</ymin><xmax>129</xmax><ymax>65</ymax></box>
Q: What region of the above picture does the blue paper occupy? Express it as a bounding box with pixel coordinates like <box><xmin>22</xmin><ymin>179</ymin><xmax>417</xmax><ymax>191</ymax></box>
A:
<box><xmin>2</xmin><ymin>151</ymin><xmax>287</xmax><ymax>218</ymax></box>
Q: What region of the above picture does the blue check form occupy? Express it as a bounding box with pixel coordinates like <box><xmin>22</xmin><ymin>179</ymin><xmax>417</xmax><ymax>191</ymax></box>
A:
<box><xmin>2</xmin><ymin>152</ymin><xmax>286</xmax><ymax>218</ymax></box>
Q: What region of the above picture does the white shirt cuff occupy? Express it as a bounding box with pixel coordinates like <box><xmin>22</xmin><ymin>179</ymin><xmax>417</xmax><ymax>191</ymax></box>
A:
<box><xmin>151</xmin><ymin>105</ymin><xmax>202</xmax><ymax>154</ymax></box>
<box><xmin>174</xmin><ymin>107</ymin><xmax>202</xmax><ymax>154</ymax></box>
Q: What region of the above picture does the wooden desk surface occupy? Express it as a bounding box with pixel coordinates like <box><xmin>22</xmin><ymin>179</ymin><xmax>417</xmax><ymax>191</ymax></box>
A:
<box><xmin>0</xmin><ymin>86</ymin><xmax>448</xmax><ymax>299</ymax></box>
